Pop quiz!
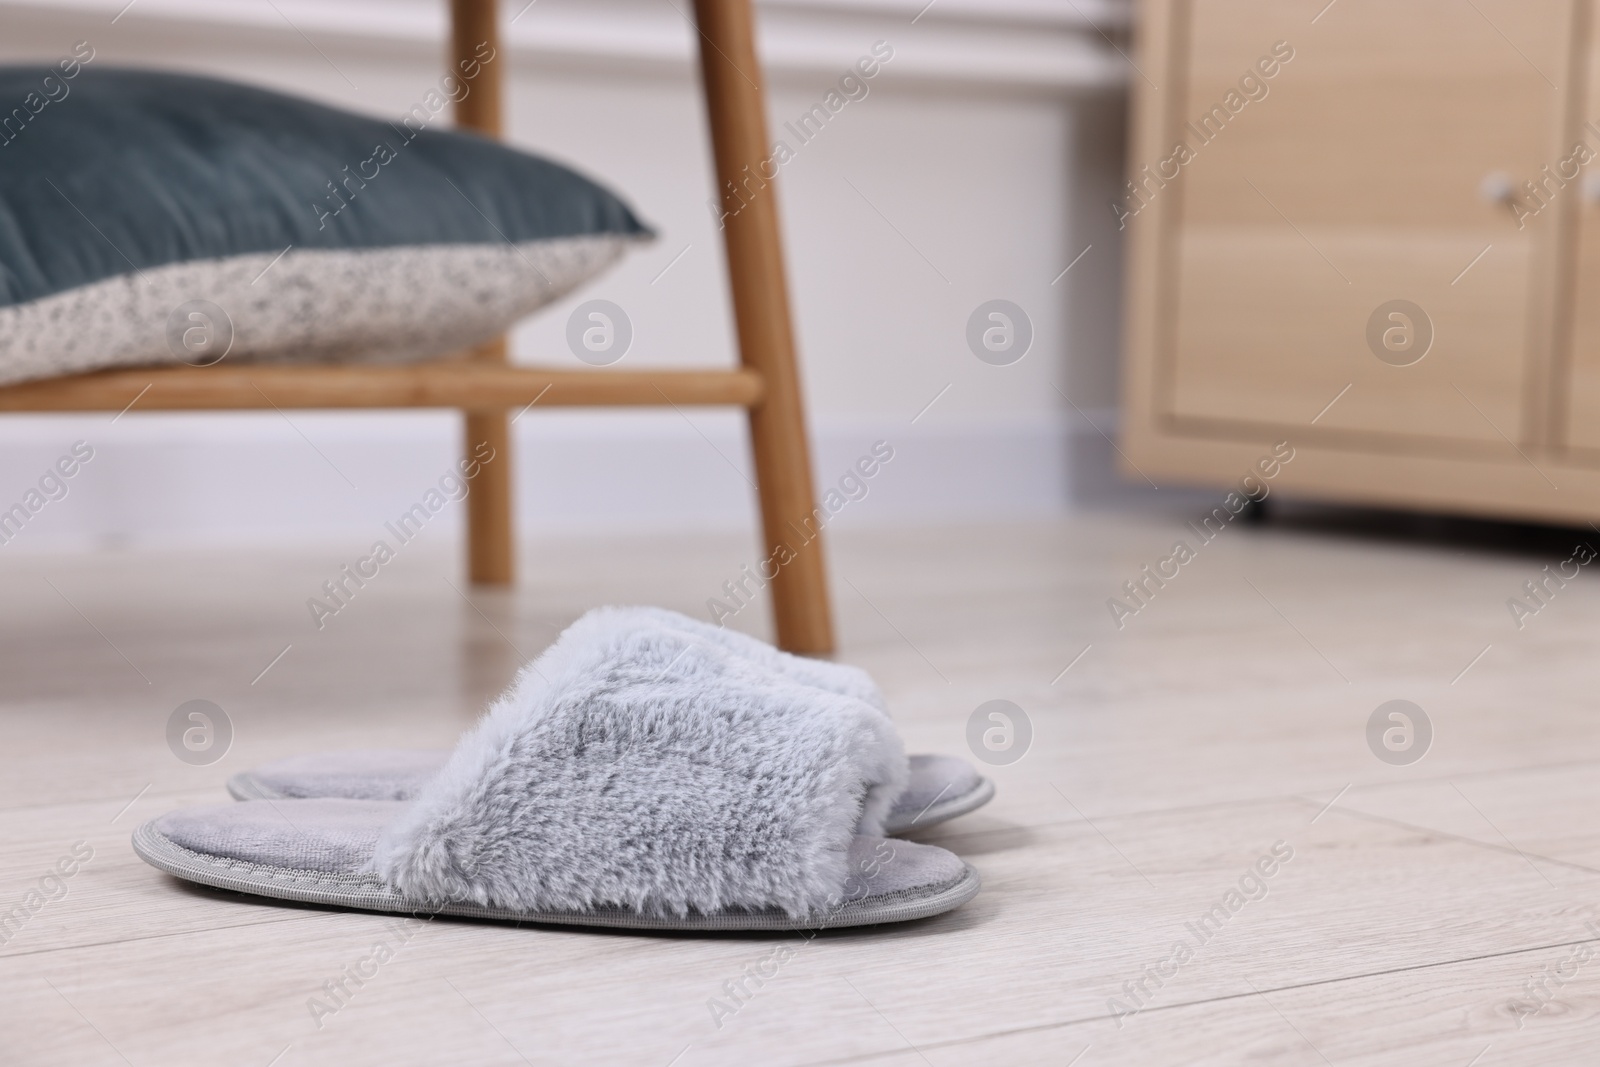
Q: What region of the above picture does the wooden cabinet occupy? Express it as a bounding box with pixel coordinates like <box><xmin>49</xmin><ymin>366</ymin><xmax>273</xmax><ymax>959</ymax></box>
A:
<box><xmin>1123</xmin><ymin>0</ymin><xmax>1600</xmax><ymax>522</ymax></box>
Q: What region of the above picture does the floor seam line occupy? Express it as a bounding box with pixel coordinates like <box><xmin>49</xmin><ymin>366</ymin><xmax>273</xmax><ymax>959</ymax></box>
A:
<box><xmin>793</xmin><ymin>933</ymin><xmax>1600</xmax><ymax>1066</ymax></box>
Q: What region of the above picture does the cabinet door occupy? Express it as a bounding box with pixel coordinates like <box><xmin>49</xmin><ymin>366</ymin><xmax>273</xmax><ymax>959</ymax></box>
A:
<box><xmin>1563</xmin><ymin>9</ymin><xmax>1600</xmax><ymax>455</ymax></box>
<box><xmin>1157</xmin><ymin>0</ymin><xmax>1574</xmax><ymax>446</ymax></box>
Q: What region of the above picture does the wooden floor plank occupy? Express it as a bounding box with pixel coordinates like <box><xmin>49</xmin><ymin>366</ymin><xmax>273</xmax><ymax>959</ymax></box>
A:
<box><xmin>3</xmin><ymin>795</ymin><xmax>1599</xmax><ymax>1065</ymax></box>
<box><xmin>5</xmin><ymin>516</ymin><xmax>1600</xmax><ymax>1064</ymax></box>
<box><xmin>799</xmin><ymin>937</ymin><xmax>1600</xmax><ymax>1066</ymax></box>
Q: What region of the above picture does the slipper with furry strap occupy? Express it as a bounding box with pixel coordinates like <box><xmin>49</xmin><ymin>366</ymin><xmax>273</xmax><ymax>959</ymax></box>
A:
<box><xmin>138</xmin><ymin>609</ymin><xmax>979</xmax><ymax>930</ymax></box>
<box><xmin>227</xmin><ymin>607</ymin><xmax>996</xmax><ymax>834</ymax></box>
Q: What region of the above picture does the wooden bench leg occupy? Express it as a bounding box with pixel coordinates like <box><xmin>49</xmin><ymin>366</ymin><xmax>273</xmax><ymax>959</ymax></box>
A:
<box><xmin>465</xmin><ymin>401</ymin><xmax>515</xmax><ymax>585</ymax></box>
<box><xmin>693</xmin><ymin>0</ymin><xmax>835</xmax><ymax>654</ymax></box>
<box><xmin>453</xmin><ymin>0</ymin><xmax>514</xmax><ymax>586</ymax></box>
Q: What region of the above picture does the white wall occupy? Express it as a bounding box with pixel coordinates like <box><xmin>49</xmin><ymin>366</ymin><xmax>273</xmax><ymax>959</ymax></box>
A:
<box><xmin>0</xmin><ymin>0</ymin><xmax>1131</xmax><ymax>549</ymax></box>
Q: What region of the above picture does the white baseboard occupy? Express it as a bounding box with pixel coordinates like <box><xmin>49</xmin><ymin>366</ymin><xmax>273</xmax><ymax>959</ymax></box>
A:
<box><xmin>0</xmin><ymin>411</ymin><xmax>1102</xmax><ymax>552</ymax></box>
<box><xmin>1</xmin><ymin>0</ymin><xmax>1130</xmax><ymax>93</ymax></box>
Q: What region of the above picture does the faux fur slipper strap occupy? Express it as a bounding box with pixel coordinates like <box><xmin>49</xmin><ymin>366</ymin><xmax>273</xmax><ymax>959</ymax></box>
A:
<box><xmin>623</xmin><ymin>605</ymin><xmax>888</xmax><ymax>712</ymax></box>
<box><xmin>369</xmin><ymin>608</ymin><xmax>910</xmax><ymax>918</ymax></box>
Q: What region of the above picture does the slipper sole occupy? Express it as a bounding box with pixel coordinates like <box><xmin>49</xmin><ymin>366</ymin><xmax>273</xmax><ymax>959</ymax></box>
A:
<box><xmin>132</xmin><ymin>821</ymin><xmax>981</xmax><ymax>932</ymax></box>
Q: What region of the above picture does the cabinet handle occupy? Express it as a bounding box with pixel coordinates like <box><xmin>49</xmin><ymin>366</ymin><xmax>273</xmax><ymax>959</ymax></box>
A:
<box><xmin>1479</xmin><ymin>171</ymin><xmax>1516</xmax><ymax>204</ymax></box>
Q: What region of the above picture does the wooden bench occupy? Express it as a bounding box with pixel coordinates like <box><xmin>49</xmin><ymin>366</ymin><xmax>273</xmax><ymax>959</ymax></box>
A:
<box><xmin>1</xmin><ymin>0</ymin><xmax>834</xmax><ymax>653</ymax></box>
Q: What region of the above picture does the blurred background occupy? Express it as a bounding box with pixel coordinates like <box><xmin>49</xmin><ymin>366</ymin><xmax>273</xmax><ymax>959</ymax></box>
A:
<box><xmin>0</xmin><ymin>0</ymin><xmax>1134</xmax><ymax>546</ymax></box>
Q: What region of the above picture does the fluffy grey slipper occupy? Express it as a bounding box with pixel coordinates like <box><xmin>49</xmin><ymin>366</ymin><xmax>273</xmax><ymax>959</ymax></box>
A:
<box><xmin>136</xmin><ymin>609</ymin><xmax>980</xmax><ymax>930</ymax></box>
<box><xmin>227</xmin><ymin>607</ymin><xmax>995</xmax><ymax>834</ymax></box>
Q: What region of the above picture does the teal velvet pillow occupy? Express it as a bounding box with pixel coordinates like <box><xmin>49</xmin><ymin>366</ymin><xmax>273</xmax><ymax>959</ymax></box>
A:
<box><xmin>0</xmin><ymin>66</ymin><xmax>651</xmax><ymax>382</ymax></box>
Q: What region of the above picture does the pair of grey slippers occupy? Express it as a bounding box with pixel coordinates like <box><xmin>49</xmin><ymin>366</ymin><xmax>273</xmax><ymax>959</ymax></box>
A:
<box><xmin>135</xmin><ymin>607</ymin><xmax>992</xmax><ymax>932</ymax></box>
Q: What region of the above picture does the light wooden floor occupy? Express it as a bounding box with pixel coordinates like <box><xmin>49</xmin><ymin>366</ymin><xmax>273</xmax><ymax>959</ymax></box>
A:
<box><xmin>4</xmin><ymin>510</ymin><xmax>1599</xmax><ymax>1065</ymax></box>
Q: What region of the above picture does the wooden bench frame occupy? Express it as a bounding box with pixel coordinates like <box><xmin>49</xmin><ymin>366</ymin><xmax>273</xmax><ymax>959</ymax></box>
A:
<box><xmin>0</xmin><ymin>0</ymin><xmax>834</xmax><ymax>652</ymax></box>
